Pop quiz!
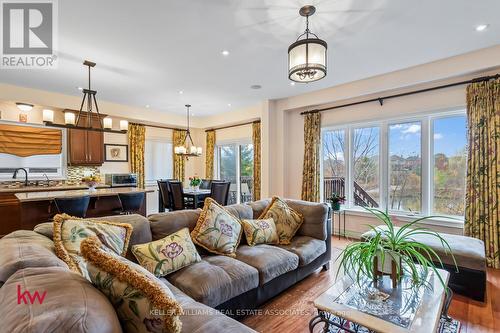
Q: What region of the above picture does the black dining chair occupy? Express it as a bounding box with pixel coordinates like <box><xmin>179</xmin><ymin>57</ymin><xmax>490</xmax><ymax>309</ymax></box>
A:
<box><xmin>157</xmin><ymin>179</ymin><xmax>176</xmax><ymax>212</ymax></box>
<box><xmin>167</xmin><ymin>181</ymin><xmax>185</xmax><ymax>210</ymax></box>
<box><xmin>199</xmin><ymin>179</ymin><xmax>212</xmax><ymax>190</ymax></box>
<box><xmin>54</xmin><ymin>195</ymin><xmax>90</xmax><ymax>218</ymax></box>
<box><xmin>117</xmin><ymin>192</ymin><xmax>145</xmax><ymax>215</ymax></box>
<box><xmin>209</xmin><ymin>181</ymin><xmax>230</xmax><ymax>206</ymax></box>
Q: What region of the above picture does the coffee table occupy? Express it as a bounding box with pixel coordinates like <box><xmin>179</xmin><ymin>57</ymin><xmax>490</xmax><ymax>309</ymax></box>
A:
<box><xmin>310</xmin><ymin>267</ymin><xmax>452</xmax><ymax>333</ymax></box>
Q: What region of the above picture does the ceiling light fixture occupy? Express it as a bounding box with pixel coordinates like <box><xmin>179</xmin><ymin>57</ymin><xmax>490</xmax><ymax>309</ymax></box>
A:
<box><xmin>475</xmin><ymin>24</ymin><xmax>489</xmax><ymax>32</ymax></box>
<box><xmin>290</xmin><ymin>82</ymin><xmax>296</xmax><ymax>86</ymax></box>
<box><xmin>43</xmin><ymin>60</ymin><xmax>126</xmax><ymax>134</ymax></box>
<box><xmin>145</xmin><ymin>104</ymin><xmax>150</xmax><ymax>108</ymax></box>
<box><xmin>16</xmin><ymin>102</ymin><xmax>33</xmax><ymax>112</ymax></box>
<box><xmin>221</xmin><ymin>50</ymin><xmax>230</xmax><ymax>56</ymax></box>
<box><xmin>179</xmin><ymin>90</ymin><xmax>184</xmax><ymax>94</ymax></box>
<box><xmin>288</xmin><ymin>5</ymin><xmax>327</xmax><ymax>83</ymax></box>
<box><xmin>250</xmin><ymin>84</ymin><xmax>262</xmax><ymax>90</ymax></box>
<box><xmin>227</xmin><ymin>103</ymin><xmax>232</xmax><ymax>107</ymax></box>
<box><xmin>174</xmin><ymin>104</ymin><xmax>202</xmax><ymax>158</ymax></box>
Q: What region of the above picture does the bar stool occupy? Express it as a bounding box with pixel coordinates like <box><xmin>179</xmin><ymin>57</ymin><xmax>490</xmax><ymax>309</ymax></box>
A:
<box><xmin>54</xmin><ymin>195</ymin><xmax>90</xmax><ymax>218</ymax></box>
<box><xmin>117</xmin><ymin>192</ymin><xmax>145</xmax><ymax>215</ymax></box>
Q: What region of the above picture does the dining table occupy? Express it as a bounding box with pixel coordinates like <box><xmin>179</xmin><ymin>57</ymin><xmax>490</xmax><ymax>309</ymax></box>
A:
<box><xmin>183</xmin><ymin>188</ymin><xmax>211</xmax><ymax>208</ymax></box>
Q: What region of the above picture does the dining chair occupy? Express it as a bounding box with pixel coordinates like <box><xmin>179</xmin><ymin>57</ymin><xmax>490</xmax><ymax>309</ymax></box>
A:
<box><xmin>200</xmin><ymin>179</ymin><xmax>212</xmax><ymax>190</ymax></box>
<box><xmin>167</xmin><ymin>180</ymin><xmax>185</xmax><ymax>210</ymax></box>
<box><xmin>209</xmin><ymin>181</ymin><xmax>230</xmax><ymax>206</ymax></box>
<box><xmin>54</xmin><ymin>195</ymin><xmax>90</xmax><ymax>218</ymax></box>
<box><xmin>157</xmin><ymin>179</ymin><xmax>176</xmax><ymax>212</ymax></box>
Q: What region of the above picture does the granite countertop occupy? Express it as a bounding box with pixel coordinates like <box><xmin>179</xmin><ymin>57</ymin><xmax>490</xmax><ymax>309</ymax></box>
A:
<box><xmin>15</xmin><ymin>187</ymin><xmax>153</xmax><ymax>202</ymax></box>
<box><xmin>0</xmin><ymin>184</ymin><xmax>110</xmax><ymax>193</ymax></box>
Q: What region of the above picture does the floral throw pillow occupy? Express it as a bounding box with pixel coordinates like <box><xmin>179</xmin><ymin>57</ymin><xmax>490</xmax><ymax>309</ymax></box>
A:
<box><xmin>191</xmin><ymin>197</ymin><xmax>242</xmax><ymax>257</ymax></box>
<box><xmin>81</xmin><ymin>236</ymin><xmax>183</xmax><ymax>333</ymax></box>
<box><xmin>258</xmin><ymin>197</ymin><xmax>304</xmax><ymax>245</ymax></box>
<box><xmin>241</xmin><ymin>218</ymin><xmax>279</xmax><ymax>246</ymax></box>
<box><xmin>53</xmin><ymin>214</ymin><xmax>132</xmax><ymax>277</ymax></box>
<box><xmin>132</xmin><ymin>228</ymin><xmax>201</xmax><ymax>277</ymax></box>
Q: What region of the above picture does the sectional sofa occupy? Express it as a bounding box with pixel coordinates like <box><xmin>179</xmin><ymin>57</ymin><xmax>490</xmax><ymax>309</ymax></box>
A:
<box><xmin>0</xmin><ymin>198</ymin><xmax>331</xmax><ymax>333</ymax></box>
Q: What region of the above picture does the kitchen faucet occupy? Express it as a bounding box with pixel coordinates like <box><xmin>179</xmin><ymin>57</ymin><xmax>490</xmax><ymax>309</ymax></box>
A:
<box><xmin>13</xmin><ymin>168</ymin><xmax>28</xmax><ymax>186</ymax></box>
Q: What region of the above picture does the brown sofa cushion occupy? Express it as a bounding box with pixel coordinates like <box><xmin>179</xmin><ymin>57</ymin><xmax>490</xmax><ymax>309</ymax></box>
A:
<box><xmin>160</xmin><ymin>279</ymin><xmax>257</xmax><ymax>333</ymax></box>
<box><xmin>225</xmin><ymin>203</ymin><xmax>254</xmax><ymax>220</ymax></box>
<box><xmin>0</xmin><ymin>267</ymin><xmax>122</xmax><ymax>333</ymax></box>
<box><xmin>167</xmin><ymin>255</ymin><xmax>259</xmax><ymax>307</ymax></box>
<box><xmin>0</xmin><ymin>230</ymin><xmax>68</xmax><ymax>286</ymax></box>
<box><xmin>149</xmin><ymin>209</ymin><xmax>202</xmax><ymax>240</ymax></box>
<box><xmin>278</xmin><ymin>236</ymin><xmax>326</xmax><ymax>266</ymax></box>
<box><xmin>236</xmin><ymin>244</ymin><xmax>299</xmax><ymax>285</ymax></box>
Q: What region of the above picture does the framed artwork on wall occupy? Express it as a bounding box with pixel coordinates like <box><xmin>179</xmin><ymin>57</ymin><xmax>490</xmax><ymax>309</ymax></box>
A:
<box><xmin>104</xmin><ymin>144</ymin><xmax>128</xmax><ymax>162</ymax></box>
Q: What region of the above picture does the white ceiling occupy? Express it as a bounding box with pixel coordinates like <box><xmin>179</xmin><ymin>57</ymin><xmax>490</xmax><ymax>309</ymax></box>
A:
<box><xmin>1</xmin><ymin>0</ymin><xmax>499</xmax><ymax>116</ymax></box>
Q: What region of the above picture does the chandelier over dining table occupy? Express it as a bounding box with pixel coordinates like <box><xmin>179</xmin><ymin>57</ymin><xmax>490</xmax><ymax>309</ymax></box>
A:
<box><xmin>174</xmin><ymin>104</ymin><xmax>202</xmax><ymax>157</ymax></box>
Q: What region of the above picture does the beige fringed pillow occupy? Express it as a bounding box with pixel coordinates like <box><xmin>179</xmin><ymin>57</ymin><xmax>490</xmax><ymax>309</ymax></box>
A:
<box><xmin>53</xmin><ymin>213</ymin><xmax>132</xmax><ymax>277</ymax></box>
<box><xmin>81</xmin><ymin>237</ymin><xmax>182</xmax><ymax>333</ymax></box>
<box><xmin>132</xmin><ymin>227</ymin><xmax>201</xmax><ymax>277</ymax></box>
<box><xmin>258</xmin><ymin>197</ymin><xmax>304</xmax><ymax>245</ymax></box>
<box><xmin>241</xmin><ymin>218</ymin><xmax>279</xmax><ymax>246</ymax></box>
<box><xmin>191</xmin><ymin>197</ymin><xmax>242</xmax><ymax>257</ymax></box>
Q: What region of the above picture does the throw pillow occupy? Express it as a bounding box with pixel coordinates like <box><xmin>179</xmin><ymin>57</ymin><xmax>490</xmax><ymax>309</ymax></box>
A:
<box><xmin>191</xmin><ymin>197</ymin><xmax>242</xmax><ymax>257</ymax></box>
<box><xmin>81</xmin><ymin>236</ymin><xmax>183</xmax><ymax>333</ymax></box>
<box><xmin>258</xmin><ymin>196</ymin><xmax>304</xmax><ymax>245</ymax></box>
<box><xmin>53</xmin><ymin>213</ymin><xmax>132</xmax><ymax>277</ymax></box>
<box><xmin>241</xmin><ymin>218</ymin><xmax>279</xmax><ymax>246</ymax></box>
<box><xmin>132</xmin><ymin>227</ymin><xmax>201</xmax><ymax>277</ymax></box>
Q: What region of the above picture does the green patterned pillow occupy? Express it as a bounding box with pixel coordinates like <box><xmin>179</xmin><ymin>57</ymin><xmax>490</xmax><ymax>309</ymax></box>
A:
<box><xmin>81</xmin><ymin>236</ymin><xmax>183</xmax><ymax>333</ymax></box>
<box><xmin>191</xmin><ymin>197</ymin><xmax>242</xmax><ymax>257</ymax></box>
<box><xmin>258</xmin><ymin>197</ymin><xmax>304</xmax><ymax>245</ymax></box>
<box><xmin>53</xmin><ymin>214</ymin><xmax>132</xmax><ymax>277</ymax></box>
<box><xmin>131</xmin><ymin>227</ymin><xmax>201</xmax><ymax>277</ymax></box>
<box><xmin>242</xmin><ymin>218</ymin><xmax>279</xmax><ymax>246</ymax></box>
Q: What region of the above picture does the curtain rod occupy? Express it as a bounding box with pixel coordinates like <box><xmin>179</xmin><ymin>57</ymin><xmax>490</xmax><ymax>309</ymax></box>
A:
<box><xmin>205</xmin><ymin>119</ymin><xmax>261</xmax><ymax>132</ymax></box>
<box><xmin>300</xmin><ymin>73</ymin><xmax>500</xmax><ymax>115</ymax></box>
<box><xmin>131</xmin><ymin>122</ymin><xmax>184</xmax><ymax>131</ymax></box>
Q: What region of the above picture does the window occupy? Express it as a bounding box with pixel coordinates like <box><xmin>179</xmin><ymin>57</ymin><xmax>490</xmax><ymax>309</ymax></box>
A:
<box><xmin>432</xmin><ymin>115</ymin><xmax>467</xmax><ymax>216</ymax></box>
<box><xmin>144</xmin><ymin>138</ymin><xmax>173</xmax><ymax>185</ymax></box>
<box><xmin>353</xmin><ymin>127</ymin><xmax>380</xmax><ymax>207</ymax></box>
<box><xmin>217</xmin><ymin>142</ymin><xmax>254</xmax><ymax>204</ymax></box>
<box><xmin>389</xmin><ymin>122</ymin><xmax>422</xmax><ymax>213</ymax></box>
<box><xmin>321</xmin><ymin>111</ymin><xmax>466</xmax><ymax>218</ymax></box>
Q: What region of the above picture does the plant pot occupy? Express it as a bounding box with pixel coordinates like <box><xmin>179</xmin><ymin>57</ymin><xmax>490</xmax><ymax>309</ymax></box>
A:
<box><xmin>191</xmin><ymin>185</ymin><xmax>200</xmax><ymax>191</ymax></box>
<box><xmin>375</xmin><ymin>250</ymin><xmax>401</xmax><ymax>275</ymax></box>
<box><xmin>331</xmin><ymin>202</ymin><xmax>341</xmax><ymax>211</ymax></box>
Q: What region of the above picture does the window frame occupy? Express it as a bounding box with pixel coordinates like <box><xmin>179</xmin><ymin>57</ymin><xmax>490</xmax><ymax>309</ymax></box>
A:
<box><xmin>321</xmin><ymin>108</ymin><xmax>466</xmax><ymax>220</ymax></box>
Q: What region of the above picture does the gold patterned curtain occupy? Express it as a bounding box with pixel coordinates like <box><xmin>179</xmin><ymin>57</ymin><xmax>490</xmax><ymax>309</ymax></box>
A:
<box><xmin>173</xmin><ymin>129</ymin><xmax>186</xmax><ymax>182</ymax></box>
<box><xmin>128</xmin><ymin>123</ymin><xmax>146</xmax><ymax>188</ymax></box>
<box><xmin>205</xmin><ymin>130</ymin><xmax>216</xmax><ymax>179</ymax></box>
<box><xmin>301</xmin><ymin>112</ymin><xmax>321</xmax><ymax>202</ymax></box>
<box><xmin>252</xmin><ymin>121</ymin><xmax>261</xmax><ymax>201</ymax></box>
<box><xmin>465</xmin><ymin>78</ymin><xmax>500</xmax><ymax>268</ymax></box>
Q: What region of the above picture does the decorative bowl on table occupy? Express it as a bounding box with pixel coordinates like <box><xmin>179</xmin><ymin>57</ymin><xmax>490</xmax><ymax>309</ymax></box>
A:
<box><xmin>82</xmin><ymin>176</ymin><xmax>100</xmax><ymax>190</ymax></box>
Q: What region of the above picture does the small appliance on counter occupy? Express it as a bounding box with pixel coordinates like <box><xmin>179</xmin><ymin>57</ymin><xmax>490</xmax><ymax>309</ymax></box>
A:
<box><xmin>105</xmin><ymin>173</ymin><xmax>138</xmax><ymax>187</ymax></box>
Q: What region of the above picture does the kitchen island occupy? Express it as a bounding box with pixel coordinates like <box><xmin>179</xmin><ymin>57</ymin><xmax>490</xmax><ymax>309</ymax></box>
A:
<box><xmin>0</xmin><ymin>187</ymin><xmax>152</xmax><ymax>236</ymax></box>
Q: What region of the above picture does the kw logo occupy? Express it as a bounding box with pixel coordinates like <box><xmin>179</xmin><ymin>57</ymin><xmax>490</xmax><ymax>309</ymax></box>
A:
<box><xmin>17</xmin><ymin>285</ymin><xmax>47</xmax><ymax>304</ymax></box>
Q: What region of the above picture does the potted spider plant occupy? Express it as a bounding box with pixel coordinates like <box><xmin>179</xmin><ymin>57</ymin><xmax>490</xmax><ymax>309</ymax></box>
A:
<box><xmin>336</xmin><ymin>207</ymin><xmax>457</xmax><ymax>289</ymax></box>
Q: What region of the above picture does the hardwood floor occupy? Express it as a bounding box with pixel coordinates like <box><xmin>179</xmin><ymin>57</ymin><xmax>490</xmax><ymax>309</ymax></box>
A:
<box><xmin>241</xmin><ymin>237</ymin><xmax>500</xmax><ymax>333</ymax></box>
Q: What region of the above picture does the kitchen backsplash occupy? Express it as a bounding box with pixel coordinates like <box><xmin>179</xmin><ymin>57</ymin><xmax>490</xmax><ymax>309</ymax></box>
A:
<box><xmin>66</xmin><ymin>166</ymin><xmax>101</xmax><ymax>184</ymax></box>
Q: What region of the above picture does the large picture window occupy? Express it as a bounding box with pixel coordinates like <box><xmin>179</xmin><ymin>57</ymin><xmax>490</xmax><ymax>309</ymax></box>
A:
<box><xmin>321</xmin><ymin>111</ymin><xmax>466</xmax><ymax>219</ymax></box>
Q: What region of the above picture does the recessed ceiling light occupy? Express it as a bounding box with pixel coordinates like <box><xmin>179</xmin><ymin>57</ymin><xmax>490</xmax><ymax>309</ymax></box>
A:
<box><xmin>290</xmin><ymin>81</ymin><xmax>295</xmax><ymax>86</ymax></box>
<box><xmin>145</xmin><ymin>104</ymin><xmax>150</xmax><ymax>108</ymax></box>
<box><xmin>475</xmin><ymin>24</ymin><xmax>489</xmax><ymax>32</ymax></box>
<box><xmin>221</xmin><ymin>50</ymin><xmax>230</xmax><ymax>56</ymax></box>
<box><xmin>250</xmin><ymin>84</ymin><xmax>262</xmax><ymax>90</ymax></box>
<box><xmin>179</xmin><ymin>90</ymin><xmax>184</xmax><ymax>94</ymax></box>
<box><xmin>77</xmin><ymin>87</ymin><xmax>83</xmax><ymax>90</ymax></box>
<box><xmin>227</xmin><ymin>103</ymin><xmax>232</xmax><ymax>107</ymax></box>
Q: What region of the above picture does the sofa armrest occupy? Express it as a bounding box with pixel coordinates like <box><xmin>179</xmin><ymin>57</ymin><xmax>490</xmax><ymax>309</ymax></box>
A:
<box><xmin>285</xmin><ymin>199</ymin><xmax>329</xmax><ymax>241</ymax></box>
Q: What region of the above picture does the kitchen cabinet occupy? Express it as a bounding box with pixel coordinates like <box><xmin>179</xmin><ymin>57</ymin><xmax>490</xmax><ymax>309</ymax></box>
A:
<box><xmin>67</xmin><ymin>111</ymin><xmax>104</xmax><ymax>166</ymax></box>
<box><xmin>0</xmin><ymin>194</ymin><xmax>20</xmax><ymax>237</ymax></box>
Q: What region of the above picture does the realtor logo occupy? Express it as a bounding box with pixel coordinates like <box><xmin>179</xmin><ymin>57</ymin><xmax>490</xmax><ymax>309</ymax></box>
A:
<box><xmin>1</xmin><ymin>0</ymin><xmax>58</xmax><ymax>68</ymax></box>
